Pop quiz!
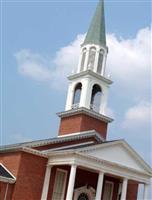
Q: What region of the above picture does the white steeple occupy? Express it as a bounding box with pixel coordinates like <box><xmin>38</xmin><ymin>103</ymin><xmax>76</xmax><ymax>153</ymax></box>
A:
<box><xmin>65</xmin><ymin>0</ymin><xmax>112</xmax><ymax>116</ymax></box>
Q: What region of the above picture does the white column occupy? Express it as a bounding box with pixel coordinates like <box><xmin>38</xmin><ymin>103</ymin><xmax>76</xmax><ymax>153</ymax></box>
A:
<box><xmin>101</xmin><ymin>52</ymin><xmax>107</xmax><ymax>76</ymax></box>
<box><xmin>65</xmin><ymin>82</ymin><xmax>74</xmax><ymax>110</ymax></box>
<box><xmin>143</xmin><ymin>183</ymin><xmax>150</xmax><ymax>200</ymax></box>
<box><xmin>79</xmin><ymin>78</ymin><xmax>91</xmax><ymax>109</ymax></box>
<box><xmin>77</xmin><ymin>51</ymin><xmax>83</xmax><ymax>73</ymax></box>
<box><xmin>66</xmin><ymin>165</ymin><xmax>77</xmax><ymax>200</ymax></box>
<box><xmin>121</xmin><ymin>178</ymin><xmax>128</xmax><ymax>200</ymax></box>
<box><xmin>84</xmin><ymin>48</ymin><xmax>89</xmax><ymax>71</ymax></box>
<box><xmin>41</xmin><ymin>165</ymin><xmax>52</xmax><ymax>200</ymax></box>
<box><xmin>95</xmin><ymin>172</ymin><xmax>104</xmax><ymax>200</ymax></box>
<box><xmin>94</xmin><ymin>50</ymin><xmax>100</xmax><ymax>73</ymax></box>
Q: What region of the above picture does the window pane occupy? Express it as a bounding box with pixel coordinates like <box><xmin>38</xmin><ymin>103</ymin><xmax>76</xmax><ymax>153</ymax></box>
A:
<box><xmin>52</xmin><ymin>170</ymin><xmax>67</xmax><ymax>200</ymax></box>
<box><xmin>73</xmin><ymin>83</ymin><xmax>82</xmax><ymax>105</ymax></box>
<box><xmin>90</xmin><ymin>85</ymin><xmax>101</xmax><ymax>112</ymax></box>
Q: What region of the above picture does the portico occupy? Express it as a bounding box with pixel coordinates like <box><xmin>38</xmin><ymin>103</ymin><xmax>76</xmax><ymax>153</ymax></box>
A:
<box><xmin>41</xmin><ymin>141</ymin><xmax>151</xmax><ymax>200</ymax></box>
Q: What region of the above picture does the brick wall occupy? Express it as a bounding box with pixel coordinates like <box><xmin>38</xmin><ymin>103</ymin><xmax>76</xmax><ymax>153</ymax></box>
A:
<box><xmin>0</xmin><ymin>152</ymin><xmax>22</xmax><ymax>177</ymax></box>
<box><xmin>59</xmin><ymin>114</ymin><xmax>108</xmax><ymax>139</ymax></box>
<box><xmin>0</xmin><ymin>151</ymin><xmax>47</xmax><ymax>200</ymax></box>
<box><xmin>12</xmin><ymin>152</ymin><xmax>47</xmax><ymax>200</ymax></box>
<box><xmin>0</xmin><ymin>182</ymin><xmax>14</xmax><ymax>200</ymax></box>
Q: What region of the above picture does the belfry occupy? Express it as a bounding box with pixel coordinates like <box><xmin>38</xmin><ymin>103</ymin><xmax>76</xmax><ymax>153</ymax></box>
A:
<box><xmin>0</xmin><ymin>1</ymin><xmax>151</xmax><ymax>200</ymax></box>
<box><xmin>58</xmin><ymin>0</ymin><xmax>113</xmax><ymax>139</ymax></box>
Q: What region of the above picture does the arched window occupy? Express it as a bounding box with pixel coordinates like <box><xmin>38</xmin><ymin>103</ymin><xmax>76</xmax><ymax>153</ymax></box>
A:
<box><xmin>90</xmin><ymin>84</ymin><xmax>102</xmax><ymax>112</ymax></box>
<box><xmin>97</xmin><ymin>49</ymin><xmax>104</xmax><ymax>74</ymax></box>
<box><xmin>80</xmin><ymin>48</ymin><xmax>87</xmax><ymax>72</ymax></box>
<box><xmin>87</xmin><ymin>47</ymin><xmax>96</xmax><ymax>70</ymax></box>
<box><xmin>72</xmin><ymin>83</ymin><xmax>82</xmax><ymax>108</ymax></box>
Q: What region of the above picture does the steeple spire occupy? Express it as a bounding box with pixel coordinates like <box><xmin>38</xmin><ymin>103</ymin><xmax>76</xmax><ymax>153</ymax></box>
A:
<box><xmin>58</xmin><ymin>0</ymin><xmax>113</xmax><ymax>139</ymax></box>
<box><xmin>83</xmin><ymin>0</ymin><xmax>106</xmax><ymax>46</ymax></box>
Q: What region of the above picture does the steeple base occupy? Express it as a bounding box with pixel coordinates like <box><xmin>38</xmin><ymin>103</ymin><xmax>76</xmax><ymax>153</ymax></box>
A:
<box><xmin>57</xmin><ymin>107</ymin><xmax>113</xmax><ymax>140</ymax></box>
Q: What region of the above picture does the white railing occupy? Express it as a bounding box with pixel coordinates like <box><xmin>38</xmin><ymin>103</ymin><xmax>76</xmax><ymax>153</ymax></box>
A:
<box><xmin>72</xmin><ymin>103</ymin><xmax>79</xmax><ymax>109</ymax></box>
<box><xmin>90</xmin><ymin>104</ymin><xmax>100</xmax><ymax>113</ymax></box>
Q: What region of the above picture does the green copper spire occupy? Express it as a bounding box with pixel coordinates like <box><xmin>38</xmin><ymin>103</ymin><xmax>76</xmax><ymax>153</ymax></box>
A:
<box><xmin>83</xmin><ymin>0</ymin><xmax>106</xmax><ymax>46</ymax></box>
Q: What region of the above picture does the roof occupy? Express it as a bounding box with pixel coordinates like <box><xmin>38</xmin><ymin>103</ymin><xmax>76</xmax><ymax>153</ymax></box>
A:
<box><xmin>0</xmin><ymin>130</ymin><xmax>103</xmax><ymax>153</ymax></box>
<box><xmin>0</xmin><ymin>164</ymin><xmax>16</xmax><ymax>184</ymax></box>
<box><xmin>43</xmin><ymin>139</ymin><xmax>121</xmax><ymax>153</ymax></box>
<box><xmin>83</xmin><ymin>0</ymin><xmax>106</xmax><ymax>46</ymax></box>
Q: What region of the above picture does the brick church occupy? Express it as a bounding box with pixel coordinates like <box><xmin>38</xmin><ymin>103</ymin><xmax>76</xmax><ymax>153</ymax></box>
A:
<box><xmin>0</xmin><ymin>1</ymin><xmax>151</xmax><ymax>200</ymax></box>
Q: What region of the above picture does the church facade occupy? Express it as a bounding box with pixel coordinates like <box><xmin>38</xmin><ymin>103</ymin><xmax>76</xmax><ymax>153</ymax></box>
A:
<box><xmin>0</xmin><ymin>1</ymin><xmax>151</xmax><ymax>200</ymax></box>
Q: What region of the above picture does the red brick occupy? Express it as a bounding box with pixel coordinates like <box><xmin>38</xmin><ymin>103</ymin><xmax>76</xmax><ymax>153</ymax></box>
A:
<box><xmin>59</xmin><ymin>114</ymin><xmax>108</xmax><ymax>139</ymax></box>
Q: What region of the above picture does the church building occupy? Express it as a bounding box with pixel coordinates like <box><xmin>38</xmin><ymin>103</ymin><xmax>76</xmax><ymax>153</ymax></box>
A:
<box><xmin>0</xmin><ymin>1</ymin><xmax>151</xmax><ymax>200</ymax></box>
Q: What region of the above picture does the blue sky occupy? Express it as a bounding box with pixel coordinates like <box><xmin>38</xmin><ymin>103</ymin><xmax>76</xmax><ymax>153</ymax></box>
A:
<box><xmin>1</xmin><ymin>0</ymin><xmax>151</xmax><ymax>169</ymax></box>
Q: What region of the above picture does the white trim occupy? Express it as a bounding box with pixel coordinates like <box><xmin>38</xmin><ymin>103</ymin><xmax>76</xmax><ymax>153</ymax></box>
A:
<box><xmin>52</xmin><ymin>168</ymin><xmax>68</xmax><ymax>200</ymax></box>
<box><xmin>0</xmin><ymin>176</ymin><xmax>15</xmax><ymax>184</ymax></box>
<box><xmin>0</xmin><ymin>163</ymin><xmax>16</xmax><ymax>180</ymax></box>
<box><xmin>22</xmin><ymin>147</ymin><xmax>48</xmax><ymax>158</ymax></box>
<box><xmin>68</xmin><ymin>70</ymin><xmax>113</xmax><ymax>85</ymax></box>
<box><xmin>48</xmin><ymin>152</ymin><xmax>151</xmax><ymax>184</ymax></box>
<box><xmin>57</xmin><ymin>107</ymin><xmax>113</xmax><ymax>123</ymax></box>
<box><xmin>58</xmin><ymin>130</ymin><xmax>97</xmax><ymax>138</ymax></box>
<box><xmin>103</xmin><ymin>181</ymin><xmax>114</xmax><ymax>200</ymax></box>
<box><xmin>0</xmin><ymin>130</ymin><xmax>103</xmax><ymax>151</ymax></box>
<box><xmin>75</xmin><ymin>140</ymin><xmax>152</xmax><ymax>174</ymax></box>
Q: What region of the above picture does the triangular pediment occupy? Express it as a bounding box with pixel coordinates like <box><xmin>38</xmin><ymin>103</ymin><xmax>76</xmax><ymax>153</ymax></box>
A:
<box><xmin>79</xmin><ymin>140</ymin><xmax>152</xmax><ymax>174</ymax></box>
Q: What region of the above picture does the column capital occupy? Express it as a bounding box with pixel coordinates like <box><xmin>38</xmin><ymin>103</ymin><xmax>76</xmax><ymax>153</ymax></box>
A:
<box><xmin>98</xmin><ymin>171</ymin><xmax>105</xmax><ymax>174</ymax></box>
<box><xmin>46</xmin><ymin>164</ymin><xmax>53</xmax><ymax>168</ymax></box>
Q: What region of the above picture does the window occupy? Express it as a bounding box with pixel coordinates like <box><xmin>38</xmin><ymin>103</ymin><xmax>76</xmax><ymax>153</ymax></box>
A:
<box><xmin>90</xmin><ymin>84</ymin><xmax>102</xmax><ymax>112</ymax></box>
<box><xmin>80</xmin><ymin>48</ymin><xmax>86</xmax><ymax>71</ymax></box>
<box><xmin>72</xmin><ymin>83</ymin><xmax>82</xmax><ymax>108</ymax></box>
<box><xmin>103</xmin><ymin>181</ymin><xmax>114</xmax><ymax>200</ymax></box>
<box><xmin>52</xmin><ymin>169</ymin><xmax>67</xmax><ymax>200</ymax></box>
<box><xmin>87</xmin><ymin>47</ymin><xmax>96</xmax><ymax>70</ymax></box>
<box><xmin>78</xmin><ymin>193</ymin><xmax>89</xmax><ymax>200</ymax></box>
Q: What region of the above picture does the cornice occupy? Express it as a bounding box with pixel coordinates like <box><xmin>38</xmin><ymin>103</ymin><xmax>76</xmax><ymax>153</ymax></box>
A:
<box><xmin>57</xmin><ymin>107</ymin><xmax>113</xmax><ymax>123</ymax></box>
<box><xmin>0</xmin><ymin>131</ymin><xmax>103</xmax><ymax>152</ymax></box>
<box><xmin>48</xmin><ymin>151</ymin><xmax>152</xmax><ymax>183</ymax></box>
<box><xmin>68</xmin><ymin>70</ymin><xmax>113</xmax><ymax>85</ymax></box>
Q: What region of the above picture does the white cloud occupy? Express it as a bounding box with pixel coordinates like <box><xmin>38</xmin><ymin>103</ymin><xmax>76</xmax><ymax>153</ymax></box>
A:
<box><xmin>15</xmin><ymin>34</ymin><xmax>84</xmax><ymax>89</ymax></box>
<box><xmin>15</xmin><ymin>49</ymin><xmax>52</xmax><ymax>81</ymax></box>
<box><xmin>122</xmin><ymin>101</ymin><xmax>151</xmax><ymax>130</ymax></box>
<box><xmin>15</xmin><ymin>27</ymin><xmax>151</xmax><ymax>94</ymax></box>
<box><xmin>106</xmin><ymin>27</ymin><xmax>151</xmax><ymax>90</ymax></box>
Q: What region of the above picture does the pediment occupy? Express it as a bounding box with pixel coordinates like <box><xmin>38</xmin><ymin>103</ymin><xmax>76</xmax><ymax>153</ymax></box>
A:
<box><xmin>80</xmin><ymin>141</ymin><xmax>151</xmax><ymax>174</ymax></box>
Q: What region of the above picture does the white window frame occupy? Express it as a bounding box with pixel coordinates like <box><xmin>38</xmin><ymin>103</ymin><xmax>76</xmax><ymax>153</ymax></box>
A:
<box><xmin>103</xmin><ymin>180</ymin><xmax>114</xmax><ymax>200</ymax></box>
<box><xmin>52</xmin><ymin>168</ymin><xmax>67</xmax><ymax>200</ymax></box>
